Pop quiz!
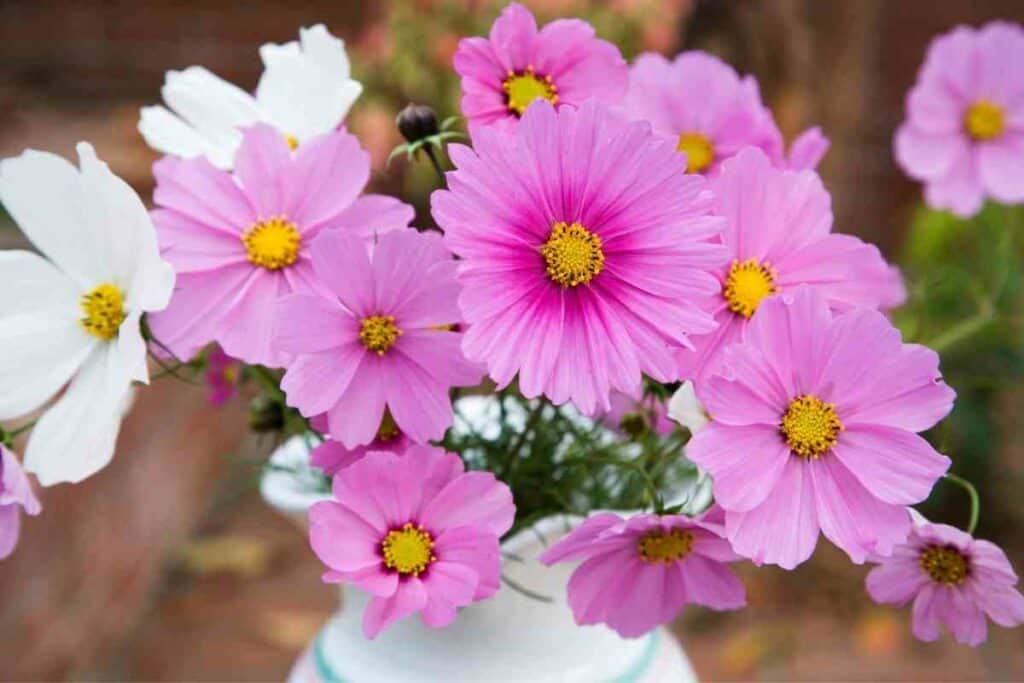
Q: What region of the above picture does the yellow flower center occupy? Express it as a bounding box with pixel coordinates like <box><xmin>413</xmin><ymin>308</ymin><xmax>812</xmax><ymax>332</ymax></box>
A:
<box><xmin>503</xmin><ymin>67</ymin><xmax>558</xmax><ymax>117</ymax></box>
<box><xmin>964</xmin><ymin>100</ymin><xmax>1005</xmax><ymax>141</ymax></box>
<box><xmin>541</xmin><ymin>221</ymin><xmax>605</xmax><ymax>288</ymax></box>
<box><xmin>376</xmin><ymin>410</ymin><xmax>400</xmax><ymax>442</ymax></box>
<box><xmin>80</xmin><ymin>283</ymin><xmax>127</xmax><ymax>341</ymax></box>
<box><xmin>920</xmin><ymin>545</ymin><xmax>969</xmax><ymax>585</ymax></box>
<box><xmin>723</xmin><ymin>258</ymin><xmax>778</xmax><ymax>318</ymax></box>
<box><xmin>677</xmin><ymin>132</ymin><xmax>715</xmax><ymax>173</ymax></box>
<box><xmin>360</xmin><ymin>315</ymin><xmax>402</xmax><ymax>355</ymax></box>
<box><xmin>285</xmin><ymin>134</ymin><xmax>299</xmax><ymax>150</ymax></box>
<box><xmin>780</xmin><ymin>395</ymin><xmax>844</xmax><ymax>459</ymax></box>
<box><xmin>638</xmin><ymin>528</ymin><xmax>695</xmax><ymax>564</ymax></box>
<box><xmin>242</xmin><ymin>217</ymin><xmax>301</xmax><ymax>270</ymax></box>
<box><xmin>381</xmin><ymin>523</ymin><xmax>436</xmax><ymax>577</ymax></box>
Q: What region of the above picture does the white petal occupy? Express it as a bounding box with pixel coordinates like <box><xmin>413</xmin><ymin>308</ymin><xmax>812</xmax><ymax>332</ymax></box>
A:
<box><xmin>0</xmin><ymin>149</ymin><xmax>107</xmax><ymax>288</ymax></box>
<box><xmin>256</xmin><ymin>26</ymin><xmax>362</xmax><ymax>142</ymax></box>
<box><xmin>138</xmin><ymin>105</ymin><xmax>223</xmax><ymax>166</ymax></box>
<box><xmin>0</xmin><ymin>251</ymin><xmax>93</xmax><ymax>419</ymax></box>
<box><xmin>74</xmin><ymin>142</ymin><xmax>176</xmax><ymax>313</ymax></box>
<box><xmin>116</xmin><ymin>309</ymin><xmax>149</xmax><ymax>384</ymax></box>
<box><xmin>145</xmin><ymin>66</ymin><xmax>262</xmax><ymax>168</ymax></box>
<box><xmin>25</xmin><ymin>344</ymin><xmax>132</xmax><ymax>486</ymax></box>
<box><xmin>667</xmin><ymin>380</ymin><xmax>710</xmax><ymax>434</ymax></box>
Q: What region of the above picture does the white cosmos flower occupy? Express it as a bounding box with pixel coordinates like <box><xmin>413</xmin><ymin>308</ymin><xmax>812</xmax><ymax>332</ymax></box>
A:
<box><xmin>138</xmin><ymin>24</ymin><xmax>363</xmax><ymax>169</ymax></box>
<box><xmin>667</xmin><ymin>381</ymin><xmax>710</xmax><ymax>435</ymax></box>
<box><xmin>0</xmin><ymin>143</ymin><xmax>175</xmax><ymax>485</ymax></box>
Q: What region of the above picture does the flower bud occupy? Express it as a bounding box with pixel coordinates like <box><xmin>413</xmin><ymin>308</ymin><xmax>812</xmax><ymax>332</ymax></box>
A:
<box><xmin>397</xmin><ymin>103</ymin><xmax>440</xmax><ymax>144</ymax></box>
<box><xmin>249</xmin><ymin>394</ymin><xmax>285</xmax><ymax>432</ymax></box>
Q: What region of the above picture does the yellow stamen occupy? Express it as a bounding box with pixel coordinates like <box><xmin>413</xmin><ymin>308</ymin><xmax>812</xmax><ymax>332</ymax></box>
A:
<box><xmin>920</xmin><ymin>545</ymin><xmax>969</xmax><ymax>585</ymax></box>
<box><xmin>540</xmin><ymin>221</ymin><xmax>605</xmax><ymax>288</ymax></box>
<box><xmin>381</xmin><ymin>523</ymin><xmax>436</xmax><ymax>576</ymax></box>
<box><xmin>502</xmin><ymin>66</ymin><xmax>558</xmax><ymax>117</ymax></box>
<box><xmin>80</xmin><ymin>283</ymin><xmax>126</xmax><ymax>341</ymax></box>
<box><xmin>242</xmin><ymin>217</ymin><xmax>301</xmax><ymax>270</ymax></box>
<box><xmin>964</xmin><ymin>100</ymin><xmax>1005</xmax><ymax>141</ymax></box>
<box><xmin>723</xmin><ymin>258</ymin><xmax>778</xmax><ymax>318</ymax></box>
<box><xmin>376</xmin><ymin>410</ymin><xmax>400</xmax><ymax>442</ymax></box>
<box><xmin>638</xmin><ymin>528</ymin><xmax>695</xmax><ymax>563</ymax></box>
<box><xmin>677</xmin><ymin>132</ymin><xmax>715</xmax><ymax>173</ymax></box>
<box><xmin>360</xmin><ymin>315</ymin><xmax>401</xmax><ymax>355</ymax></box>
<box><xmin>285</xmin><ymin>134</ymin><xmax>299</xmax><ymax>150</ymax></box>
<box><xmin>780</xmin><ymin>395</ymin><xmax>844</xmax><ymax>459</ymax></box>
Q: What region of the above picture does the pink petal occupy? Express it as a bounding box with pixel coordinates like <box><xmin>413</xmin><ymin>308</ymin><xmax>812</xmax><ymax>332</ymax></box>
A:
<box><xmin>686</xmin><ymin>423</ymin><xmax>790</xmax><ymax>512</ymax></box>
<box><xmin>911</xmin><ymin>583</ymin><xmax>944</xmax><ymax>642</ymax></box>
<box><xmin>280</xmin><ymin>344</ymin><xmax>366</xmax><ymax>418</ymax></box>
<box><xmin>833</xmin><ymin>426</ymin><xmax>950</xmax><ymax>505</ymax></box>
<box><xmin>487</xmin><ymin>2</ymin><xmax>537</xmax><ymax>71</ymax></box>
<box><xmin>970</xmin><ymin>582</ymin><xmax>1024</xmax><ymax>629</ymax></box>
<box><xmin>234</xmin><ymin>124</ymin><xmax>292</xmax><ymax>217</ymax></box>
<box><xmin>308</xmin><ymin>500</ymin><xmax>384</xmax><ymax>575</ymax></box>
<box><xmin>421</xmin><ymin>472</ymin><xmax>515</xmax><ymax>538</ymax></box>
<box><xmin>678</xmin><ymin>555</ymin><xmax>746</xmax><ymax>610</ymax></box>
<box><xmin>273</xmin><ymin>293</ymin><xmax>358</xmax><ymax>354</ymax></box>
<box><xmin>216</xmin><ymin>269</ymin><xmax>292</xmax><ymax>367</ymax></box>
<box><xmin>327</xmin><ymin>194</ymin><xmax>414</xmax><ymax>242</ymax></box>
<box><xmin>866</xmin><ymin>558</ymin><xmax>929</xmax><ymax>607</ymax></box>
<box><xmin>893</xmin><ymin>124</ymin><xmax>965</xmax><ymax>180</ymax></box>
<box><xmin>326</xmin><ymin>361</ymin><xmax>387</xmax><ymax>448</ymax></box>
<box><xmin>288</xmin><ymin>128</ymin><xmax>370</xmax><ymax>232</ymax></box>
<box><xmin>978</xmin><ymin>132</ymin><xmax>1024</xmax><ymax>203</ymax></box>
<box><xmin>0</xmin><ymin>505</ymin><xmax>22</xmax><ymax>560</ymax></box>
<box><xmin>538</xmin><ymin>512</ymin><xmax>625</xmax><ymax>565</ymax></box>
<box><xmin>362</xmin><ymin>579</ymin><xmax>429</xmax><ymax>639</ymax></box>
<box><xmin>786</xmin><ymin>127</ymin><xmax>829</xmax><ymax>170</ymax></box>
<box><xmin>309</xmin><ymin>229</ymin><xmax>375</xmax><ymax>317</ymax></box>
<box><xmin>604</xmin><ymin>562</ymin><xmax>676</xmax><ymax>638</ymax></box>
<box><xmin>432</xmin><ymin>526</ymin><xmax>503</xmax><ymax>600</ymax></box>
<box><xmin>420</xmin><ymin>561</ymin><xmax>480</xmax><ymax>628</ymax></box>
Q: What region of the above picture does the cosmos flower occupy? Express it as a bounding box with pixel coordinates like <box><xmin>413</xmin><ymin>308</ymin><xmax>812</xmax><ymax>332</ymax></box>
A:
<box><xmin>204</xmin><ymin>346</ymin><xmax>241</xmax><ymax>406</ymax></box>
<box><xmin>309</xmin><ymin>446</ymin><xmax>515</xmax><ymax>638</ymax></box>
<box><xmin>686</xmin><ymin>287</ymin><xmax>955</xmax><ymax>569</ymax></box>
<box><xmin>432</xmin><ymin>99</ymin><xmax>728</xmax><ymax>415</ymax></box>
<box><xmin>275</xmin><ymin>228</ymin><xmax>482</xmax><ymax>448</ymax></box>
<box><xmin>539</xmin><ymin>507</ymin><xmax>745</xmax><ymax>638</ymax></box>
<box><xmin>139</xmin><ymin>25</ymin><xmax>362</xmax><ymax>169</ymax></box>
<box><xmin>866</xmin><ymin>516</ymin><xmax>1024</xmax><ymax>646</ymax></box>
<box><xmin>310</xmin><ymin>411</ymin><xmax>412</xmax><ymax>476</ymax></box>
<box><xmin>0</xmin><ymin>143</ymin><xmax>175</xmax><ymax>485</ymax></box>
<box><xmin>894</xmin><ymin>21</ymin><xmax>1024</xmax><ymax>217</ymax></box>
<box><xmin>620</xmin><ymin>51</ymin><xmax>829</xmax><ymax>175</ymax></box>
<box><xmin>453</xmin><ymin>2</ymin><xmax>628</xmax><ymax>135</ymax></box>
<box><xmin>147</xmin><ymin>123</ymin><xmax>413</xmax><ymax>367</ymax></box>
<box><xmin>667</xmin><ymin>381</ymin><xmax>710</xmax><ymax>436</ymax></box>
<box><xmin>598</xmin><ymin>392</ymin><xmax>675</xmax><ymax>438</ymax></box>
<box><xmin>0</xmin><ymin>447</ymin><xmax>41</xmax><ymax>559</ymax></box>
<box><xmin>675</xmin><ymin>148</ymin><xmax>905</xmax><ymax>382</ymax></box>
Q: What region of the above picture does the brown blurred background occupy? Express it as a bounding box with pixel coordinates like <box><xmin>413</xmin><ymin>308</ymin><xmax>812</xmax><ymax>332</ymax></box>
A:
<box><xmin>1</xmin><ymin>1</ymin><xmax>1023</xmax><ymax>680</ymax></box>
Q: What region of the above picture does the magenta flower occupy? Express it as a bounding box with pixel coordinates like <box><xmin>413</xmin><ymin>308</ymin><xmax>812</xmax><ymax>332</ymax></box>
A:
<box><xmin>1</xmin><ymin>446</ymin><xmax>41</xmax><ymax>560</ymax></box>
<box><xmin>621</xmin><ymin>51</ymin><xmax>829</xmax><ymax>175</ymax></box>
<box><xmin>147</xmin><ymin>123</ymin><xmax>414</xmax><ymax>367</ymax></box>
<box><xmin>454</xmin><ymin>2</ymin><xmax>627</xmax><ymax>135</ymax></box>
<box><xmin>866</xmin><ymin>517</ymin><xmax>1024</xmax><ymax>646</ymax></box>
<box><xmin>310</xmin><ymin>413</ymin><xmax>412</xmax><ymax>476</ymax></box>
<box><xmin>275</xmin><ymin>228</ymin><xmax>482</xmax><ymax>448</ymax></box>
<box><xmin>598</xmin><ymin>392</ymin><xmax>676</xmax><ymax>437</ymax></box>
<box><xmin>539</xmin><ymin>507</ymin><xmax>745</xmax><ymax>638</ymax></box>
<box><xmin>676</xmin><ymin>148</ymin><xmax>904</xmax><ymax>381</ymax></box>
<box><xmin>309</xmin><ymin>446</ymin><xmax>515</xmax><ymax>638</ymax></box>
<box><xmin>895</xmin><ymin>22</ymin><xmax>1024</xmax><ymax>217</ymax></box>
<box><xmin>432</xmin><ymin>100</ymin><xmax>727</xmax><ymax>415</ymax></box>
<box><xmin>686</xmin><ymin>287</ymin><xmax>955</xmax><ymax>569</ymax></box>
<box><xmin>204</xmin><ymin>346</ymin><xmax>240</xmax><ymax>406</ymax></box>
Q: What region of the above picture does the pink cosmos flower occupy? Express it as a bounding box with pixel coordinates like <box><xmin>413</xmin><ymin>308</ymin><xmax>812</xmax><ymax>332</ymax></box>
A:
<box><xmin>621</xmin><ymin>51</ymin><xmax>829</xmax><ymax>175</ymax></box>
<box><xmin>454</xmin><ymin>2</ymin><xmax>628</xmax><ymax>135</ymax></box>
<box><xmin>275</xmin><ymin>228</ymin><xmax>482</xmax><ymax>448</ymax></box>
<box><xmin>686</xmin><ymin>286</ymin><xmax>956</xmax><ymax>569</ymax></box>
<box><xmin>539</xmin><ymin>507</ymin><xmax>745</xmax><ymax>638</ymax></box>
<box><xmin>147</xmin><ymin>123</ymin><xmax>414</xmax><ymax>367</ymax></box>
<box><xmin>598</xmin><ymin>392</ymin><xmax>675</xmax><ymax>437</ymax></box>
<box><xmin>310</xmin><ymin>412</ymin><xmax>412</xmax><ymax>476</ymax></box>
<box><xmin>309</xmin><ymin>446</ymin><xmax>515</xmax><ymax>638</ymax></box>
<box><xmin>0</xmin><ymin>446</ymin><xmax>41</xmax><ymax>560</ymax></box>
<box><xmin>675</xmin><ymin>148</ymin><xmax>905</xmax><ymax>382</ymax></box>
<box><xmin>432</xmin><ymin>99</ymin><xmax>728</xmax><ymax>415</ymax></box>
<box><xmin>895</xmin><ymin>22</ymin><xmax>1024</xmax><ymax>217</ymax></box>
<box><xmin>204</xmin><ymin>346</ymin><xmax>241</xmax><ymax>406</ymax></box>
<box><xmin>866</xmin><ymin>517</ymin><xmax>1024</xmax><ymax>646</ymax></box>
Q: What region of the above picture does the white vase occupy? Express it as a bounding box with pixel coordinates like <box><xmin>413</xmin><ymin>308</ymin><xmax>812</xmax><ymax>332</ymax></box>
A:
<box><xmin>261</xmin><ymin>436</ymin><xmax>700</xmax><ymax>683</ymax></box>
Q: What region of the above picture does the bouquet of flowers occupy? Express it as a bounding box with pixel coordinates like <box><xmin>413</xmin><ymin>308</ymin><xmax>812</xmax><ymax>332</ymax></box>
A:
<box><xmin>1</xmin><ymin>2</ymin><xmax>1022</xmax><ymax>654</ymax></box>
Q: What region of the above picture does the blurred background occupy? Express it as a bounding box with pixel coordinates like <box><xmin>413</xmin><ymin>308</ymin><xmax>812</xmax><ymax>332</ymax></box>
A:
<box><xmin>1</xmin><ymin>0</ymin><xmax>1024</xmax><ymax>680</ymax></box>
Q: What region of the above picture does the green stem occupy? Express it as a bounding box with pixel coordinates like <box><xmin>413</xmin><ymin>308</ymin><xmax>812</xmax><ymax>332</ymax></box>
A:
<box><xmin>8</xmin><ymin>420</ymin><xmax>36</xmax><ymax>440</ymax></box>
<box><xmin>424</xmin><ymin>145</ymin><xmax>447</xmax><ymax>185</ymax></box>
<box><xmin>944</xmin><ymin>472</ymin><xmax>980</xmax><ymax>535</ymax></box>
<box><xmin>248</xmin><ymin>365</ymin><xmax>285</xmax><ymax>399</ymax></box>
<box><xmin>558</xmin><ymin>455</ymin><xmax>664</xmax><ymax>513</ymax></box>
<box><xmin>927</xmin><ymin>302</ymin><xmax>995</xmax><ymax>353</ymax></box>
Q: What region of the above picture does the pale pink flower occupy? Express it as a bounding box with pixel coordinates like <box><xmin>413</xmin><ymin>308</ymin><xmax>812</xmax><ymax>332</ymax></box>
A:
<box><xmin>598</xmin><ymin>392</ymin><xmax>675</xmax><ymax>437</ymax></box>
<box><xmin>454</xmin><ymin>2</ymin><xmax>627</xmax><ymax>135</ymax></box>
<box><xmin>309</xmin><ymin>446</ymin><xmax>515</xmax><ymax>638</ymax></box>
<box><xmin>147</xmin><ymin>124</ymin><xmax>414</xmax><ymax>367</ymax></box>
<box><xmin>539</xmin><ymin>507</ymin><xmax>745</xmax><ymax>638</ymax></box>
<box><xmin>675</xmin><ymin>148</ymin><xmax>905</xmax><ymax>381</ymax></box>
<box><xmin>432</xmin><ymin>99</ymin><xmax>727</xmax><ymax>415</ymax></box>
<box><xmin>310</xmin><ymin>412</ymin><xmax>411</xmax><ymax>476</ymax></box>
<box><xmin>0</xmin><ymin>447</ymin><xmax>41</xmax><ymax>559</ymax></box>
<box><xmin>895</xmin><ymin>22</ymin><xmax>1024</xmax><ymax>217</ymax></box>
<box><xmin>204</xmin><ymin>346</ymin><xmax>240</xmax><ymax>406</ymax></box>
<box><xmin>687</xmin><ymin>287</ymin><xmax>955</xmax><ymax>569</ymax></box>
<box><xmin>621</xmin><ymin>51</ymin><xmax>829</xmax><ymax>175</ymax></box>
<box><xmin>867</xmin><ymin>517</ymin><xmax>1024</xmax><ymax>646</ymax></box>
<box><xmin>275</xmin><ymin>229</ymin><xmax>482</xmax><ymax>448</ymax></box>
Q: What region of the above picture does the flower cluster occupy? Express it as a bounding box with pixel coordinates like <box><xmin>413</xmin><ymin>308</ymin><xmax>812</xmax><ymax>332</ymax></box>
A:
<box><xmin>1</xmin><ymin>4</ymin><xmax>1021</xmax><ymax>654</ymax></box>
